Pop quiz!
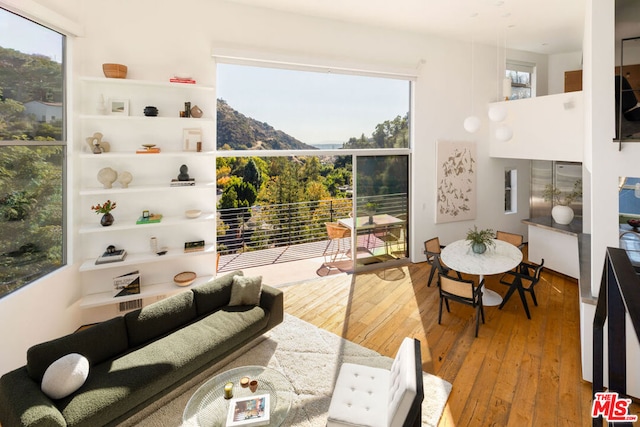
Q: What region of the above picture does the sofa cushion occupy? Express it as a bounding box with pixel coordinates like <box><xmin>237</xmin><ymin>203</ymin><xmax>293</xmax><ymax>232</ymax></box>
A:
<box><xmin>192</xmin><ymin>270</ymin><xmax>243</xmax><ymax>316</ymax></box>
<box><xmin>125</xmin><ymin>291</ymin><xmax>197</xmax><ymax>348</ymax></box>
<box><xmin>27</xmin><ymin>316</ymin><xmax>128</xmax><ymax>382</ymax></box>
<box><xmin>229</xmin><ymin>275</ymin><xmax>262</xmax><ymax>306</ymax></box>
<box><xmin>41</xmin><ymin>353</ymin><xmax>89</xmax><ymax>400</ymax></box>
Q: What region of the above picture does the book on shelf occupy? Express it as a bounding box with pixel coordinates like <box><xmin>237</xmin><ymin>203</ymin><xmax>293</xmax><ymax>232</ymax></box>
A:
<box><xmin>170</xmin><ymin>179</ymin><xmax>196</xmax><ymax>187</ymax></box>
<box><xmin>169</xmin><ymin>78</ymin><xmax>196</xmax><ymax>84</ymax></box>
<box><xmin>136</xmin><ymin>148</ymin><xmax>161</xmax><ymax>154</ymax></box>
<box><xmin>184</xmin><ymin>240</ymin><xmax>205</xmax><ymax>253</ymax></box>
<box><xmin>226</xmin><ymin>394</ymin><xmax>270</xmax><ymax>427</ymax></box>
<box><xmin>136</xmin><ymin>213</ymin><xmax>163</xmax><ymax>224</ymax></box>
<box><xmin>113</xmin><ymin>270</ymin><xmax>140</xmax><ymax>297</ymax></box>
<box><xmin>95</xmin><ymin>248</ymin><xmax>127</xmax><ymax>265</ymax></box>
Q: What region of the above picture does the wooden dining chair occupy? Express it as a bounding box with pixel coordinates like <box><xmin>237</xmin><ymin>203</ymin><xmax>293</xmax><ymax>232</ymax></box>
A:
<box><xmin>424</xmin><ymin>237</ymin><xmax>461</xmax><ymax>287</ymax></box>
<box><xmin>496</xmin><ymin>230</ymin><xmax>524</xmax><ymax>249</ymax></box>
<box><xmin>438</xmin><ymin>273</ymin><xmax>485</xmax><ymax>337</ymax></box>
<box><xmin>499</xmin><ymin>259</ymin><xmax>545</xmax><ymax>319</ymax></box>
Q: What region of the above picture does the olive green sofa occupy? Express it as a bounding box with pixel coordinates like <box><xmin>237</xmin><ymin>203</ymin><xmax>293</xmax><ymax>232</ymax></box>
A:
<box><xmin>0</xmin><ymin>271</ymin><xmax>283</xmax><ymax>427</ymax></box>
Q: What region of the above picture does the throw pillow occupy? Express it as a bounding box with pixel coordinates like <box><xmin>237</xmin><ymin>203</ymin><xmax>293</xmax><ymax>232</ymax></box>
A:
<box><xmin>229</xmin><ymin>275</ymin><xmax>263</xmax><ymax>306</ymax></box>
<box><xmin>41</xmin><ymin>353</ymin><xmax>89</xmax><ymax>400</ymax></box>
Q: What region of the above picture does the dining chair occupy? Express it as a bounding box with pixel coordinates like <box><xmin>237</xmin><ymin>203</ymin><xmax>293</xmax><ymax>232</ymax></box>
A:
<box><xmin>496</xmin><ymin>230</ymin><xmax>524</xmax><ymax>249</ymax></box>
<box><xmin>438</xmin><ymin>273</ymin><xmax>485</xmax><ymax>337</ymax></box>
<box><xmin>424</xmin><ymin>237</ymin><xmax>461</xmax><ymax>287</ymax></box>
<box><xmin>324</xmin><ymin>222</ymin><xmax>351</xmax><ymax>263</ymax></box>
<box><xmin>498</xmin><ymin>259</ymin><xmax>545</xmax><ymax>319</ymax></box>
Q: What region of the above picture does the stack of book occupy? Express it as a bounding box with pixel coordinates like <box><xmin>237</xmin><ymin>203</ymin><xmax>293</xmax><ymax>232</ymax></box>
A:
<box><xmin>113</xmin><ymin>270</ymin><xmax>141</xmax><ymax>297</ymax></box>
<box><xmin>169</xmin><ymin>77</ymin><xmax>196</xmax><ymax>84</ymax></box>
<box><xmin>136</xmin><ymin>214</ymin><xmax>163</xmax><ymax>224</ymax></box>
<box><xmin>170</xmin><ymin>179</ymin><xmax>195</xmax><ymax>187</ymax></box>
<box><xmin>136</xmin><ymin>147</ymin><xmax>161</xmax><ymax>154</ymax></box>
<box><xmin>95</xmin><ymin>248</ymin><xmax>127</xmax><ymax>265</ymax></box>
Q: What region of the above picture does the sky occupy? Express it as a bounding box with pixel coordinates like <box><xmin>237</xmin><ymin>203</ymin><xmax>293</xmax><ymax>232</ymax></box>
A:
<box><xmin>217</xmin><ymin>64</ymin><xmax>410</xmax><ymax>145</ymax></box>
<box><xmin>0</xmin><ymin>8</ymin><xmax>63</xmax><ymax>63</ymax></box>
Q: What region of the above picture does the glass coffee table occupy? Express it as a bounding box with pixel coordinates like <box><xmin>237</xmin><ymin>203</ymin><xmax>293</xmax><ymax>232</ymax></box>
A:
<box><xmin>183</xmin><ymin>365</ymin><xmax>293</xmax><ymax>426</ymax></box>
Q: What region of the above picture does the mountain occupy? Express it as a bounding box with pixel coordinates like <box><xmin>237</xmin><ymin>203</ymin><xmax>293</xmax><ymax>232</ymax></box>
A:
<box><xmin>217</xmin><ymin>99</ymin><xmax>317</xmax><ymax>150</ymax></box>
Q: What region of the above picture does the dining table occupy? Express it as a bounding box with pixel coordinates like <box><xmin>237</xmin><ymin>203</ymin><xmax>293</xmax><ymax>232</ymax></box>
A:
<box><xmin>338</xmin><ymin>214</ymin><xmax>405</xmax><ymax>257</ymax></box>
<box><xmin>440</xmin><ymin>239</ymin><xmax>523</xmax><ymax>306</ymax></box>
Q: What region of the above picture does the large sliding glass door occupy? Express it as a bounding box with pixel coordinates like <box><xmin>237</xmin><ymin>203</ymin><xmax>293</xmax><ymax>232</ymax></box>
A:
<box><xmin>351</xmin><ymin>155</ymin><xmax>409</xmax><ymax>269</ymax></box>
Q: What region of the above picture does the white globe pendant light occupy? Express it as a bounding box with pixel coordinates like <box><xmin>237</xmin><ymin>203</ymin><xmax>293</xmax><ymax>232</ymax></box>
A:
<box><xmin>495</xmin><ymin>124</ymin><xmax>513</xmax><ymax>142</ymax></box>
<box><xmin>488</xmin><ymin>104</ymin><xmax>507</xmax><ymax>122</ymax></box>
<box><xmin>464</xmin><ymin>115</ymin><xmax>481</xmax><ymax>133</ymax></box>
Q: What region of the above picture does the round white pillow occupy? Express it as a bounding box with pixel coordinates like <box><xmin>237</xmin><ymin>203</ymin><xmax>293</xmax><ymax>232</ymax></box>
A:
<box><xmin>41</xmin><ymin>353</ymin><xmax>89</xmax><ymax>400</ymax></box>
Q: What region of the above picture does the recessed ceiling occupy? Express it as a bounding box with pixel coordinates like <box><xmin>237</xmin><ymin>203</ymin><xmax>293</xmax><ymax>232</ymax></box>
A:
<box><xmin>223</xmin><ymin>0</ymin><xmax>586</xmax><ymax>55</ymax></box>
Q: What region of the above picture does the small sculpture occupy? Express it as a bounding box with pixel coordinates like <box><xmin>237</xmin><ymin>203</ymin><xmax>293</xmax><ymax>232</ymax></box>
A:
<box><xmin>178</xmin><ymin>164</ymin><xmax>190</xmax><ymax>181</ymax></box>
<box><xmin>86</xmin><ymin>132</ymin><xmax>110</xmax><ymax>154</ymax></box>
<box><xmin>97</xmin><ymin>167</ymin><xmax>118</xmax><ymax>189</ymax></box>
<box><xmin>117</xmin><ymin>171</ymin><xmax>133</xmax><ymax>188</ymax></box>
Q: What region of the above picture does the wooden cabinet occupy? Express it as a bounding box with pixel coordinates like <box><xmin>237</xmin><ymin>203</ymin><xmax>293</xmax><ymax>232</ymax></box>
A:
<box><xmin>77</xmin><ymin>77</ymin><xmax>216</xmax><ymax>310</ymax></box>
<box><xmin>564</xmin><ymin>69</ymin><xmax>583</xmax><ymax>92</ymax></box>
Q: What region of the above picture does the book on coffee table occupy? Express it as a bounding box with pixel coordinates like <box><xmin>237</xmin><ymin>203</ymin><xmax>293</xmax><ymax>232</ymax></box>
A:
<box><xmin>226</xmin><ymin>394</ymin><xmax>270</xmax><ymax>426</ymax></box>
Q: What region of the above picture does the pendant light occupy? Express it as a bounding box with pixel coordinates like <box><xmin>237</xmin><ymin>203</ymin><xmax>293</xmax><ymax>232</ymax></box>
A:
<box><xmin>464</xmin><ymin>35</ymin><xmax>481</xmax><ymax>133</ymax></box>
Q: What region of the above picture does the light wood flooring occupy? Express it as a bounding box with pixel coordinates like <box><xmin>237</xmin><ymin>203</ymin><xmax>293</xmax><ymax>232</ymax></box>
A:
<box><xmin>282</xmin><ymin>258</ymin><xmax>640</xmax><ymax>426</ymax></box>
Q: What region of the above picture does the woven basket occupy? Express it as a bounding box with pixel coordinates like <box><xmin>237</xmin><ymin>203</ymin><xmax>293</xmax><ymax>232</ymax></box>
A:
<box><xmin>102</xmin><ymin>63</ymin><xmax>127</xmax><ymax>79</ymax></box>
<box><xmin>173</xmin><ymin>271</ymin><xmax>196</xmax><ymax>287</ymax></box>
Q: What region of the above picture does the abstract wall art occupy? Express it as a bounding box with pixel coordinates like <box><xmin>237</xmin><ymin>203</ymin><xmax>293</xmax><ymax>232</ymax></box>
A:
<box><xmin>435</xmin><ymin>140</ymin><xmax>477</xmax><ymax>223</ymax></box>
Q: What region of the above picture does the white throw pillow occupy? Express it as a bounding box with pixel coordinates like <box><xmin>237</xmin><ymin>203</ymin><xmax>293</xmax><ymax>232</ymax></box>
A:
<box><xmin>41</xmin><ymin>353</ymin><xmax>89</xmax><ymax>400</ymax></box>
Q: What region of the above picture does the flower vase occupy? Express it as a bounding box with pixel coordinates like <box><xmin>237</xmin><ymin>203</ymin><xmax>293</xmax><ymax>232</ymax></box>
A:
<box><xmin>551</xmin><ymin>205</ymin><xmax>574</xmax><ymax>225</ymax></box>
<box><xmin>471</xmin><ymin>242</ymin><xmax>486</xmax><ymax>254</ymax></box>
<box><xmin>100</xmin><ymin>213</ymin><xmax>114</xmax><ymax>227</ymax></box>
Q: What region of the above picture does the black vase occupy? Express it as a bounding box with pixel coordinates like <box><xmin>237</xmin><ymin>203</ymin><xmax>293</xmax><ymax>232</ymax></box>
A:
<box><xmin>100</xmin><ymin>213</ymin><xmax>114</xmax><ymax>226</ymax></box>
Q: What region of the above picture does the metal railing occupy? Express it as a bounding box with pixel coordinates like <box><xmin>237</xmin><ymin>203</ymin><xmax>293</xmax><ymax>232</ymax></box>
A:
<box><xmin>592</xmin><ymin>247</ymin><xmax>640</xmax><ymax>426</ymax></box>
<box><xmin>217</xmin><ymin>193</ymin><xmax>407</xmax><ymax>258</ymax></box>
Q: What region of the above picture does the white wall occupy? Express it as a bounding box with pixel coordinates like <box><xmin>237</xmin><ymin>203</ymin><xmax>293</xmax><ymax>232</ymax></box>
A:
<box><xmin>549</xmin><ymin>51</ymin><xmax>583</xmax><ymax>94</ymax></box>
<box><xmin>0</xmin><ymin>0</ymin><xmax>581</xmax><ymax>375</ymax></box>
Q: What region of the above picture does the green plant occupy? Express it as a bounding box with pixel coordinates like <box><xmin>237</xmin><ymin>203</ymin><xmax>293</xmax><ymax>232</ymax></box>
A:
<box><xmin>91</xmin><ymin>200</ymin><xmax>116</xmax><ymax>214</ymax></box>
<box><xmin>542</xmin><ymin>179</ymin><xmax>582</xmax><ymax>206</ymax></box>
<box><xmin>364</xmin><ymin>201</ymin><xmax>378</xmax><ymax>213</ymax></box>
<box><xmin>466</xmin><ymin>226</ymin><xmax>495</xmax><ymax>248</ymax></box>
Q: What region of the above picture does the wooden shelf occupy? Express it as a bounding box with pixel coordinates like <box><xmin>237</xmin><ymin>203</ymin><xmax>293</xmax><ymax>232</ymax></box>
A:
<box><xmin>79</xmin><ymin>274</ymin><xmax>214</xmax><ymax>309</ymax></box>
<box><xmin>79</xmin><ymin>243</ymin><xmax>216</xmax><ymax>272</ymax></box>
<box><xmin>78</xmin><ymin>212</ymin><xmax>215</xmax><ymax>234</ymax></box>
<box><xmin>79</xmin><ymin>182</ymin><xmax>216</xmax><ymax>196</ymax></box>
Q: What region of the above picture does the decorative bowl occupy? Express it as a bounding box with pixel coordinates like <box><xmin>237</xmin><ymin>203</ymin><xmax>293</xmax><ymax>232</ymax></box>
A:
<box><xmin>102</xmin><ymin>63</ymin><xmax>127</xmax><ymax>79</ymax></box>
<box><xmin>143</xmin><ymin>106</ymin><xmax>158</xmax><ymax>117</ymax></box>
<box><xmin>185</xmin><ymin>209</ymin><xmax>202</xmax><ymax>219</ymax></box>
<box><xmin>174</xmin><ymin>271</ymin><xmax>196</xmax><ymax>287</ymax></box>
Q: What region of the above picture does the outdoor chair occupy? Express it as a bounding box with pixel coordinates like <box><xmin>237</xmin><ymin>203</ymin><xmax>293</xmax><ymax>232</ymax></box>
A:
<box><xmin>424</xmin><ymin>237</ymin><xmax>461</xmax><ymax>287</ymax></box>
<box><xmin>499</xmin><ymin>259</ymin><xmax>545</xmax><ymax>319</ymax></box>
<box><xmin>438</xmin><ymin>273</ymin><xmax>485</xmax><ymax>337</ymax></box>
<box><xmin>324</xmin><ymin>222</ymin><xmax>351</xmax><ymax>263</ymax></box>
<box><xmin>328</xmin><ymin>337</ymin><xmax>424</xmax><ymax>427</ymax></box>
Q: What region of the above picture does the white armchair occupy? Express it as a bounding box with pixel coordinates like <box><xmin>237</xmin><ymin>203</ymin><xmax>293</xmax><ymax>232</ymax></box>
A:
<box><xmin>327</xmin><ymin>337</ymin><xmax>424</xmax><ymax>427</ymax></box>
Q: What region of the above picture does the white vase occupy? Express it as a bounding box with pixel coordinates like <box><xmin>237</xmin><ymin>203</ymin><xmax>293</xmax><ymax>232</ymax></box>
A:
<box><xmin>552</xmin><ymin>205</ymin><xmax>574</xmax><ymax>225</ymax></box>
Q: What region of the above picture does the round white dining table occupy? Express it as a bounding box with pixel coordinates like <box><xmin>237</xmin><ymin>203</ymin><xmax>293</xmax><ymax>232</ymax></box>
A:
<box><xmin>440</xmin><ymin>239</ymin><xmax>523</xmax><ymax>306</ymax></box>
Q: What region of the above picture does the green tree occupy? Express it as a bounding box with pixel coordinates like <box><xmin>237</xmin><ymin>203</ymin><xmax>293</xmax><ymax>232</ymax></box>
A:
<box><xmin>243</xmin><ymin>158</ymin><xmax>262</xmax><ymax>191</ymax></box>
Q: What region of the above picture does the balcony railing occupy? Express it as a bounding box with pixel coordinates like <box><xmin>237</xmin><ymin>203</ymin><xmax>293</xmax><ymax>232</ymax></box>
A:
<box><xmin>217</xmin><ymin>193</ymin><xmax>407</xmax><ymax>271</ymax></box>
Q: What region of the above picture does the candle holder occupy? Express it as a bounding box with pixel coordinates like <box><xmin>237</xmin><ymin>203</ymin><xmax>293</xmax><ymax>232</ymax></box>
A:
<box><xmin>223</xmin><ymin>382</ymin><xmax>233</xmax><ymax>399</ymax></box>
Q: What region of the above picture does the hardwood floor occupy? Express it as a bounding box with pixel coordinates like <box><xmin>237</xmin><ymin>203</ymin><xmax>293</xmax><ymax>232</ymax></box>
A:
<box><xmin>282</xmin><ymin>259</ymin><xmax>639</xmax><ymax>426</ymax></box>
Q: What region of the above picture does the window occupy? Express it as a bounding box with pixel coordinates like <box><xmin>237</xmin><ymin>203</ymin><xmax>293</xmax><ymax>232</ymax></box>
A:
<box><xmin>0</xmin><ymin>8</ymin><xmax>66</xmax><ymax>298</ymax></box>
<box><xmin>505</xmin><ymin>168</ymin><xmax>517</xmax><ymax>213</ymax></box>
<box><xmin>506</xmin><ymin>61</ymin><xmax>535</xmax><ymax>100</ymax></box>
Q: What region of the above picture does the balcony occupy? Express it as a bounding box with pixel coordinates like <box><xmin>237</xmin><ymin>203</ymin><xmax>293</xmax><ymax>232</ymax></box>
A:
<box><xmin>217</xmin><ymin>194</ymin><xmax>408</xmax><ymax>281</ymax></box>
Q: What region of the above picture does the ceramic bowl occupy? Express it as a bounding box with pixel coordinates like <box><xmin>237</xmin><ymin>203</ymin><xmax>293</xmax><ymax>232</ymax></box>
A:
<box><xmin>174</xmin><ymin>271</ymin><xmax>196</xmax><ymax>287</ymax></box>
<box><xmin>185</xmin><ymin>209</ymin><xmax>202</xmax><ymax>219</ymax></box>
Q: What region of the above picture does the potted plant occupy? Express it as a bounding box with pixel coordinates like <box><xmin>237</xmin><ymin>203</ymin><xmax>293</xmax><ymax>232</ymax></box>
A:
<box><xmin>542</xmin><ymin>179</ymin><xmax>582</xmax><ymax>225</ymax></box>
<box><xmin>466</xmin><ymin>226</ymin><xmax>495</xmax><ymax>254</ymax></box>
<box><xmin>364</xmin><ymin>201</ymin><xmax>378</xmax><ymax>224</ymax></box>
<box><xmin>91</xmin><ymin>200</ymin><xmax>117</xmax><ymax>226</ymax></box>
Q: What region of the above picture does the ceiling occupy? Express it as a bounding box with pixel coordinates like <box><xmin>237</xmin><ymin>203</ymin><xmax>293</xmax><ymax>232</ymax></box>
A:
<box><xmin>223</xmin><ymin>0</ymin><xmax>586</xmax><ymax>55</ymax></box>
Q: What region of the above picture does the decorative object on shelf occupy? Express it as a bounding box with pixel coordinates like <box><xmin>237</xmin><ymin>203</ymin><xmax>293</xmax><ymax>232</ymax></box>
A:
<box><xmin>178</xmin><ymin>164</ymin><xmax>191</xmax><ymax>181</ymax></box>
<box><xmin>185</xmin><ymin>209</ymin><xmax>202</xmax><ymax>219</ymax></box>
<box><xmin>136</xmin><ymin>212</ymin><xmax>162</xmax><ymax>224</ymax></box>
<box><xmin>117</xmin><ymin>171</ymin><xmax>133</xmax><ymax>188</ymax></box>
<box><xmin>86</xmin><ymin>132</ymin><xmax>110</xmax><ymax>154</ymax></box>
<box><xmin>190</xmin><ymin>105</ymin><xmax>203</xmax><ymax>118</ymax></box>
<box><xmin>249</xmin><ymin>380</ymin><xmax>259</xmax><ymax>393</ymax></box>
<box><xmin>150</xmin><ymin>237</ymin><xmax>158</xmax><ymax>254</ymax></box>
<box><xmin>113</xmin><ymin>270</ymin><xmax>140</xmax><ymax>297</ymax></box>
<box><xmin>95</xmin><ymin>245</ymin><xmax>127</xmax><ymax>265</ymax></box>
<box><xmin>108</xmin><ymin>98</ymin><xmax>129</xmax><ymax>116</ymax></box>
<box><xmin>184</xmin><ymin>240</ymin><xmax>205</xmax><ymax>253</ymax></box>
<box><xmin>240</xmin><ymin>377</ymin><xmax>250</xmax><ymax>388</ymax></box>
<box><xmin>170</xmin><ymin>74</ymin><xmax>196</xmax><ymax>84</ymax></box>
<box><xmin>184</xmin><ymin>102</ymin><xmax>191</xmax><ymax>118</ymax></box>
<box><xmin>102</xmin><ymin>63</ymin><xmax>127</xmax><ymax>79</ymax></box>
<box><xmin>136</xmin><ymin>144</ymin><xmax>161</xmax><ymax>154</ymax></box>
<box><xmin>143</xmin><ymin>106</ymin><xmax>158</xmax><ymax>117</ymax></box>
<box><xmin>542</xmin><ymin>179</ymin><xmax>582</xmax><ymax>225</ymax></box>
<box><xmin>91</xmin><ymin>200</ymin><xmax>117</xmax><ymax>227</ymax></box>
<box><xmin>97</xmin><ymin>167</ymin><xmax>118</xmax><ymax>189</ymax></box>
<box><xmin>97</xmin><ymin>94</ymin><xmax>107</xmax><ymax>115</ymax></box>
<box><xmin>466</xmin><ymin>226</ymin><xmax>495</xmax><ymax>254</ymax></box>
<box><xmin>183</xmin><ymin>128</ymin><xmax>202</xmax><ymax>152</ymax></box>
<box><xmin>173</xmin><ymin>271</ymin><xmax>197</xmax><ymax>287</ymax></box>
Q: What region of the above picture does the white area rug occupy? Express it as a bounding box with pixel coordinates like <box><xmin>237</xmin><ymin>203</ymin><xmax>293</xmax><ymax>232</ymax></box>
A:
<box><xmin>120</xmin><ymin>314</ymin><xmax>451</xmax><ymax>427</ymax></box>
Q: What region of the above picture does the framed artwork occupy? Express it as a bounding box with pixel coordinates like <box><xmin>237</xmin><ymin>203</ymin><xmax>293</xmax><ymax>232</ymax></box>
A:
<box><xmin>435</xmin><ymin>140</ymin><xmax>477</xmax><ymax>223</ymax></box>
<box><xmin>109</xmin><ymin>98</ymin><xmax>129</xmax><ymax>116</ymax></box>
<box><xmin>182</xmin><ymin>128</ymin><xmax>202</xmax><ymax>151</ymax></box>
